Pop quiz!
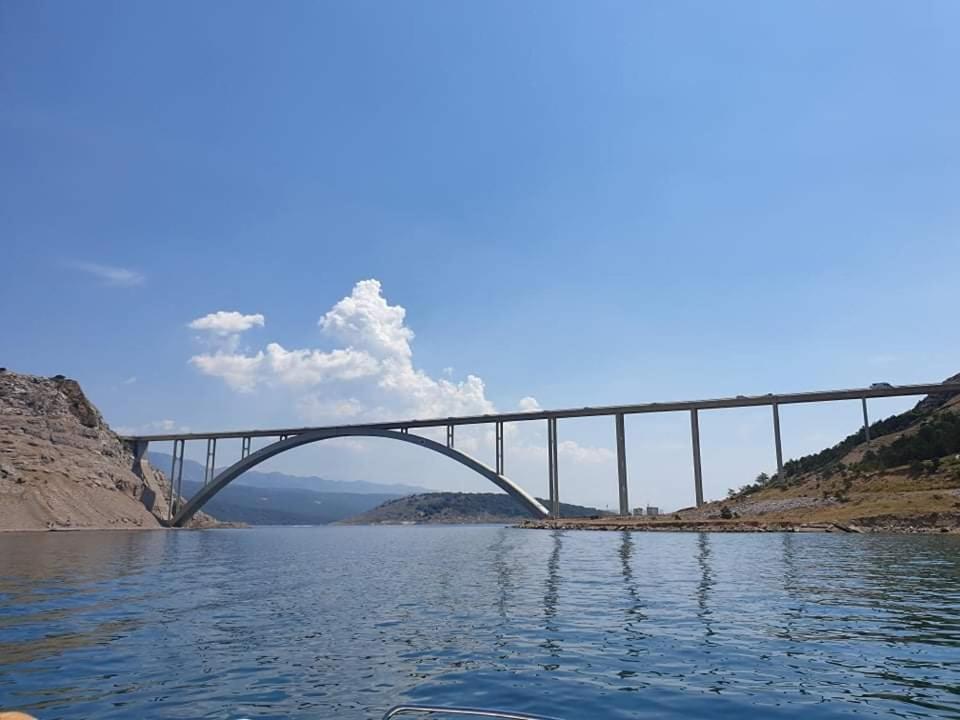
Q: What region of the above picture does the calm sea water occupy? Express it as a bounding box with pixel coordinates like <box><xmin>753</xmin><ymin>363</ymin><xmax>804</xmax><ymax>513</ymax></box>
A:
<box><xmin>1</xmin><ymin>526</ymin><xmax>959</xmax><ymax>720</ymax></box>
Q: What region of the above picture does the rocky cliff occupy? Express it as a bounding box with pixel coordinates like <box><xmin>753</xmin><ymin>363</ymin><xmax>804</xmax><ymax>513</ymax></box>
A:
<box><xmin>0</xmin><ymin>369</ymin><xmax>215</xmax><ymax>531</ymax></box>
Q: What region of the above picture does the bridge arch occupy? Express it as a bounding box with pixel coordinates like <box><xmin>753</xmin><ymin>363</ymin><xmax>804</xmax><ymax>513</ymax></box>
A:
<box><xmin>172</xmin><ymin>428</ymin><xmax>550</xmax><ymax>526</ymax></box>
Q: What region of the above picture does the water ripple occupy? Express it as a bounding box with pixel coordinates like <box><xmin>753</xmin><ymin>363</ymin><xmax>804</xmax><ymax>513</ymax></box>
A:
<box><xmin>1</xmin><ymin>528</ymin><xmax>959</xmax><ymax>719</ymax></box>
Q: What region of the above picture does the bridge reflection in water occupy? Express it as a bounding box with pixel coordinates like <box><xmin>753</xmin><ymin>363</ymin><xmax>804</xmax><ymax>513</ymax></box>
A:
<box><xmin>121</xmin><ymin>381</ymin><xmax>960</xmax><ymax>526</ymax></box>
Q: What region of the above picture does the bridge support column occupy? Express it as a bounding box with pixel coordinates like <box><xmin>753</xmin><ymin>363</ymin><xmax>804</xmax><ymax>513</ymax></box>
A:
<box><xmin>241</xmin><ymin>437</ymin><xmax>251</xmax><ymax>458</ymax></box>
<box><xmin>861</xmin><ymin>398</ymin><xmax>871</xmax><ymax>444</ymax></box>
<box><xmin>615</xmin><ymin>413</ymin><xmax>629</xmax><ymax>516</ymax></box>
<box><xmin>130</xmin><ymin>439</ymin><xmax>149</xmax><ymax>478</ymax></box>
<box><xmin>690</xmin><ymin>409</ymin><xmax>704</xmax><ymax>508</ymax></box>
<box><xmin>446</xmin><ymin>425</ymin><xmax>454</xmax><ymax>449</ymax></box>
<box><xmin>547</xmin><ymin>417</ymin><xmax>559</xmax><ymax>518</ymax></box>
<box><xmin>168</xmin><ymin>439</ymin><xmax>185</xmax><ymax>521</ymax></box>
<box><xmin>204</xmin><ymin>438</ymin><xmax>217</xmax><ymax>484</ymax></box>
<box><xmin>495</xmin><ymin>421</ymin><xmax>504</xmax><ymax>475</ymax></box>
<box><xmin>772</xmin><ymin>403</ymin><xmax>784</xmax><ymax>477</ymax></box>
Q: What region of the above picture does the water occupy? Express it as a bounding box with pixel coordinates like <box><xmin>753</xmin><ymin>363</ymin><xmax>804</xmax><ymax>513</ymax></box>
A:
<box><xmin>1</xmin><ymin>527</ymin><xmax>959</xmax><ymax>720</ymax></box>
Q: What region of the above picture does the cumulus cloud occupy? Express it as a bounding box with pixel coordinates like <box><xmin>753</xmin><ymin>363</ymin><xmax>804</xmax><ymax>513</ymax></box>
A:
<box><xmin>512</xmin><ymin>439</ymin><xmax>615</xmax><ymax>466</ymax></box>
<box><xmin>320</xmin><ymin>279</ymin><xmax>414</xmax><ymax>359</ymax></box>
<box><xmin>189</xmin><ymin>311</ymin><xmax>265</xmax><ymax>335</ymax></box>
<box><xmin>518</xmin><ymin>396</ymin><xmax>542</xmax><ymax>412</ymax></box>
<box><xmin>558</xmin><ymin>440</ymin><xmax>615</xmax><ymax>464</ymax></box>
<box><xmin>187</xmin><ymin>279</ymin><xmax>612</xmax><ymax>470</ymax></box>
<box><xmin>264</xmin><ymin>343</ymin><xmax>379</xmax><ymax>386</ymax></box>
<box><xmin>71</xmin><ymin>261</ymin><xmax>144</xmax><ymax>287</ymax></box>
<box><xmin>188</xmin><ymin>280</ymin><xmax>494</xmax><ymax>419</ymax></box>
<box><xmin>190</xmin><ymin>351</ymin><xmax>264</xmax><ymax>392</ymax></box>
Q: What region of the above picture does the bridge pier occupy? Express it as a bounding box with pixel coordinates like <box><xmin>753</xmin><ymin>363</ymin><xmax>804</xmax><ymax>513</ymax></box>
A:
<box><xmin>547</xmin><ymin>417</ymin><xmax>559</xmax><ymax>517</ymax></box>
<box><xmin>129</xmin><ymin>438</ymin><xmax>149</xmax><ymax>476</ymax></box>
<box><xmin>446</xmin><ymin>425</ymin><xmax>454</xmax><ymax>449</ymax></box>
<box><xmin>168</xmin><ymin>438</ymin><xmax>185</xmax><ymax>521</ymax></box>
<box><xmin>615</xmin><ymin>413</ymin><xmax>629</xmax><ymax>515</ymax></box>
<box><xmin>772</xmin><ymin>402</ymin><xmax>784</xmax><ymax>476</ymax></box>
<box><xmin>861</xmin><ymin>398</ymin><xmax>871</xmax><ymax>443</ymax></box>
<box><xmin>495</xmin><ymin>421</ymin><xmax>504</xmax><ymax>475</ymax></box>
<box><xmin>204</xmin><ymin>438</ymin><xmax>217</xmax><ymax>484</ymax></box>
<box><xmin>690</xmin><ymin>409</ymin><xmax>703</xmax><ymax>508</ymax></box>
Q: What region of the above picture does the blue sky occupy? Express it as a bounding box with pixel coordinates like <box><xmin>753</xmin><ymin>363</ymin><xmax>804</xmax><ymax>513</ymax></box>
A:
<box><xmin>2</xmin><ymin>1</ymin><xmax>958</xmax><ymax>510</ymax></box>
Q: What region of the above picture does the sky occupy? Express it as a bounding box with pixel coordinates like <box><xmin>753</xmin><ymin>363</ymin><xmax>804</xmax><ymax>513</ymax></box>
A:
<box><xmin>2</xmin><ymin>1</ymin><xmax>958</xmax><ymax>512</ymax></box>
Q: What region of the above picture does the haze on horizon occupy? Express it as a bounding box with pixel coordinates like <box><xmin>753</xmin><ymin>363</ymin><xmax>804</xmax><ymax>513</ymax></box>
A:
<box><xmin>2</xmin><ymin>2</ymin><xmax>958</xmax><ymax>511</ymax></box>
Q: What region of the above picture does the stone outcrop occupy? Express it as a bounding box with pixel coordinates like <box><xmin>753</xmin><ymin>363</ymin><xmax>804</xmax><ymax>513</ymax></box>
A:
<box><xmin>914</xmin><ymin>371</ymin><xmax>960</xmax><ymax>413</ymax></box>
<box><xmin>0</xmin><ymin>369</ymin><xmax>217</xmax><ymax>531</ymax></box>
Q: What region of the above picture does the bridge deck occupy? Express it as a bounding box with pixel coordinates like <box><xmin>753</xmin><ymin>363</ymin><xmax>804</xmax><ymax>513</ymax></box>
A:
<box><xmin>122</xmin><ymin>382</ymin><xmax>960</xmax><ymax>442</ymax></box>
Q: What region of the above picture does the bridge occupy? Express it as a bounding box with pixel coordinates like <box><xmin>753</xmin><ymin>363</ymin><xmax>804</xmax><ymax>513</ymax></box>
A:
<box><xmin>122</xmin><ymin>381</ymin><xmax>960</xmax><ymax>527</ymax></box>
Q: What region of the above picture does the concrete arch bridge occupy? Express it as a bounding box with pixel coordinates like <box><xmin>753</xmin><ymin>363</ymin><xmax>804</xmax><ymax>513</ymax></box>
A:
<box><xmin>122</xmin><ymin>380</ymin><xmax>960</xmax><ymax>527</ymax></box>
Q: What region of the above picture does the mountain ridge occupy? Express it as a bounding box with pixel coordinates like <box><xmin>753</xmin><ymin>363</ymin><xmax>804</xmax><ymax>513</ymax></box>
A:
<box><xmin>147</xmin><ymin>451</ymin><xmax>430</xmax><ymax>496</ymax></box>
<box><xmin>178</xmin><ymin>479</ymin><xmax>400</xmax><ymax>525</ymax></box>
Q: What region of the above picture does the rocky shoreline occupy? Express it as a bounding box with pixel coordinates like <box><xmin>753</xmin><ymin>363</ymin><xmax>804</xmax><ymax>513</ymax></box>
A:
<box><xmin>517</xmin><ymin>513</ymin><xmax>960</xmax><ymax>534</ymax></box>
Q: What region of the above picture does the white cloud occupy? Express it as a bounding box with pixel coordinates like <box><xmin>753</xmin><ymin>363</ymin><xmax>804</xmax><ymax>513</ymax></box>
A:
<box><xmin>185</xmin><ymin>279</ymin><xmax>617</xmax><ymax>505</ymax></box>
<box><xmin>189</xmin><ymin>311</ymin><xmax>265</xmax><ymax>336</ymax></box>
<box><xmin>113</xmin><ymin>419</ymin><xmax>190</xmax><ymax>435</ymax></box>
<box><xmin>264</xmin><ymin>343</ymin><xmax>380</xmax><ymax>386</ymax></box>
<box><xmin>71</xmin><ymin>261</ymin><xmax>144</xmax><ymax>287</ymax></box>
<box><xmin>512</xmin><ymin>439</ymin><xmax>615</xmax><ymax>466</ymax></box>
<box><xmin>558</xmin><ymin>440</ymin><xmax>615</xmax><ymax>464</ymax></box>
<box><xmin>189</xmin><ymin>280</ymin><xmax>495</xmax><ymax>419</ymax></box>
<box><xmin>319</xmin><ymin>279</ymin><xmax>414</xmax><ymax>359</ymax></box>
<box><xmin>190</xmin><ymin>351</ymin><xmax>264</xmax><ymax>392</ymax></box>
<box><xmin>519</xmin><ymin>396</ymin><xmax>542</xmax><ymax>412</ymax></box>
<box><xmin>121</xmin><ymin>376</ymin><xmax>137</xmax><ymax>385</ymax></box>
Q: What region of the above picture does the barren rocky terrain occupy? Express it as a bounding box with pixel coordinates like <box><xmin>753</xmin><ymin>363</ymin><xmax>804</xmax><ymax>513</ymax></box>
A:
<box><xmin>0</xmin><ymin>369</ymin><xmax>217</xmax><ymax>531</ymax></box>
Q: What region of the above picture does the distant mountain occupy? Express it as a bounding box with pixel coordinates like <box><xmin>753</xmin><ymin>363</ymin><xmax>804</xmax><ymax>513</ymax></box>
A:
<box><xmin>232</xmin><ymin>469</ymin><xmax>430</xmax><ymax>496</ymax></box>
<box><xmin>179</xmin><ymin>479</ymin><xmax>398</xmax><ymax>525</ymax></box>
<box><xmin>340</xmin><ymin>492</ymin><xmax>609</xmax><ymax>524</ymax></box>
<box><xmin>147</xmin><ymin>452</ymin><xmax>430</xmax><ymax>496</ymax></box>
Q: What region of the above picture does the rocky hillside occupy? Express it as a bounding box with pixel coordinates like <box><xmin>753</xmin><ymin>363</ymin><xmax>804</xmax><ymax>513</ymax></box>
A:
<box><xmin>682</xmin><ymin>373</ymin><xmax>960</xmax><ymax>530</ymax></box>
<box><xmin>0</xmin><ymin>369</ymin><xmax>216</xmax><ymax>531</ymax></box>
<box><xmin>340</xmin><ymin>492</ymin><xmax>607</xmax><ymax>524</ymax></box>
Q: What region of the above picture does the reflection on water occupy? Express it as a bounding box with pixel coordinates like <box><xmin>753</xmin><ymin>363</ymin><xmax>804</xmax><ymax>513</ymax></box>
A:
<box><xmin>695</xmin><ymin>533</ymin><xmax>714</xmax><ymax>640</ymax></box>
<box><xmin>1</xmin><ymin>527</ymin><xmax>959</xmax><ymax>719</ymax></box>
